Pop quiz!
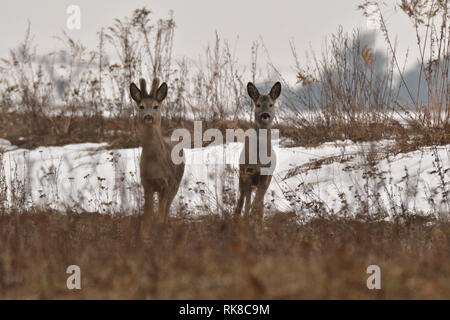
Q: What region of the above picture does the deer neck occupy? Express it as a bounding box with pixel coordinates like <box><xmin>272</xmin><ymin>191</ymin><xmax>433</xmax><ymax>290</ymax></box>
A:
<box><xmin>242</xmin><ymin>124</ymin><xmax>272</xmax><ymax>166</ymax></box>
<box><xmin>138</xmin><ymin>125</ymin><xmax>166</xmax><ymax>156</ymax></box>
<box><xmin>255</xmin><ymin>124</ymin><xmax>272</xmax><ymax>152</ymax></box>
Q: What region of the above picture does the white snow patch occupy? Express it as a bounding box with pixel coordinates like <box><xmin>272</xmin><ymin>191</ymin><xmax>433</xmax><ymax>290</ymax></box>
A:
<box><xmin>0</xmin><ymin>139</ymin><xmax>448</xmax><ymax>218</ymax></box>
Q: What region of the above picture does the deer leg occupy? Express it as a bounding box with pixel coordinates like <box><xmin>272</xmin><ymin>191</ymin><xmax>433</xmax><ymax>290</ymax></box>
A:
<box><xmin>143</xmin><ymin>186</ymin><xmax>154</xmax><ymax>216</ymax></box>
<box><xmin>251</xmin><ymin>177</ymin><xmax>271</xmax><ymax>219</ymax></box>
<box><xmin>235</xmin><ymin>179</ymin><xmax>245</xmax><ymax>215</ymax></box>
<box><xmin>157</xmin><ymin>189</ymin><xmax>168</xmax><ymax>223</ymax></box>
<box><xmin>235</xmin><ymin>193</ymin><xmax>244</xmax><ymax>216</ymax></box>
<box><xmin>141</xmin><ymin>185</ymin><xmax>154</xmax><ymax>233</ymax></box>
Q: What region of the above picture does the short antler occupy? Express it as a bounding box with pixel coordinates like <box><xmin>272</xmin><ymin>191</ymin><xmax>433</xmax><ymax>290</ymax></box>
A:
<box><xmin>136</xmin><ymin>77</ymin><xmax>160</xmax><ymax>99</ymax></box>
<box><xmin>139</xmin><ymin>78</ymin><xmax>148</xmax><ymax>97</ymax></box>
<box><xmin>149</xmin><ymin>78</ymin><xmax>160</xmax><ymax>98</ymax></box>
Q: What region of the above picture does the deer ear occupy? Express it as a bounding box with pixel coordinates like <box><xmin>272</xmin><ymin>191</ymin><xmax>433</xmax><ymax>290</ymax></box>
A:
<box><xmin>130</xmin><ymin>83</ymin><xmax>142</xmax><ymax>102</ymax></box>
<box><xmin>269</xmin><ymin>81</ymin><xmax>281</xmax><ymax>100</ymax></box>
<box><xmin>247</xmin><ymin>82</ymin><xmax>260</xmax><ymax>101</ymax></box>
<box><xmin>156</xmin><ymin>82</ymin><xmax>168</xmax><ymax>102</ymax></box>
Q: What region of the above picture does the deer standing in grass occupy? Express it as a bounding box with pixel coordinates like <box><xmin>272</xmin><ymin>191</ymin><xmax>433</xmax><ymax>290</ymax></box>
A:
<box><xmin>235</xmin><ymin>81</ymin><xmax>281</xmax><ymax>219</ymax></box>
<box><xmin>130</xmin><ymin>78</ymin><xmax>185</xmax><ymax>224</ymax></box>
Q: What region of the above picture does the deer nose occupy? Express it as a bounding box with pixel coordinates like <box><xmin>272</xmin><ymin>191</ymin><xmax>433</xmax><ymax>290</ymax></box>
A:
<box><xmin>143</xmin><ymin>115</ymin><xmax>154</xmax><ymax>123</ymax></box>
<box><xmin>260</xmin><ymin>113</ymin><xmax>270</xmax><ymax>120</ymax></box>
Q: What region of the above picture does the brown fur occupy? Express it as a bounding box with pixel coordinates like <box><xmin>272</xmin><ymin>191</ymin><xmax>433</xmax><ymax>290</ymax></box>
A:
<box><xmin>235</xmin><ymin>82</ymin><xmax>281</xmax><ymax>219</ymax></box>
<box><xmin>130</xmin><ymin>78</ymin><xmax>185</xmax><ymax>224</ymax></box>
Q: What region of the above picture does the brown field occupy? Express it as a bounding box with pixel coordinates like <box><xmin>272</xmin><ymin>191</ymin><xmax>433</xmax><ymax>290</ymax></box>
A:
<box><xmin>0</xmin><ymin>211</ymin><xmax>448</xmax><ymax>299</ymax></box>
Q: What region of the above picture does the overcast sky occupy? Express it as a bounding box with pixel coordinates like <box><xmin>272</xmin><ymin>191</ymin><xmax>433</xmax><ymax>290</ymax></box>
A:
<box><xmin>1</xmin><ymin>0</ymin><xmax>420</xmax><ymax>83</ymax></box>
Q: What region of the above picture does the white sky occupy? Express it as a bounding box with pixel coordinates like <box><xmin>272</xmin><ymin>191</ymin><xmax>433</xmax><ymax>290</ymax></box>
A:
<box><xmin>1</xmin><ymin>0</ymin><xmax>420</xmax><ymax>83</ymax></box>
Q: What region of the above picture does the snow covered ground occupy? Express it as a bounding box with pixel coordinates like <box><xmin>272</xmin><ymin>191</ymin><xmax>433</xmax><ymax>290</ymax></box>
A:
<box><xmin>0</xmin><ymin>138</ymin><xmax>448</xmax><ymax>218</ymax></box>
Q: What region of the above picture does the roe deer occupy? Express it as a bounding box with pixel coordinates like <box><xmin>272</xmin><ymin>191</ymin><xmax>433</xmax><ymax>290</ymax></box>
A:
<box><xmin>129</xmin><ymin>78</ymin><xmax>185</xmax><ymax>224</ymax></box>
<box><xmin>235</xmin><ymin>81</ymin><xmax>281</xmax><ymax>219</ymax></box>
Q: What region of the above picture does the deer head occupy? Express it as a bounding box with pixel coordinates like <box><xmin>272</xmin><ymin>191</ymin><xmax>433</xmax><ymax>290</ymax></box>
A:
<box><xmin>130</xmin><ymin>78</ymin><xmax>168</xmax><ymax>127</ymax></box>
<box><xmin>247</xmin><ymin>81</ymin><xmax>281</xmax><ymax>128</ymax></box>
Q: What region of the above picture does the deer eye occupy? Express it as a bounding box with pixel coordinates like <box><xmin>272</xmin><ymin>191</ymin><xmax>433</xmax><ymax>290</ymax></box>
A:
<box><xmin>139</xmin><ymin>105</ymin><xmax>144</xmax><ymax>110</ymax></box>
<box><xmin>256</xmin><ymin>104</ymin><xmax>261</xmax><ymax>108</ymax></box>
<box><xmin>153</xmin><ymin>105</ymin><xmax>159</xmax><ymax>110</ymax></box>
<box><xmin>269</xmin><ymin>104</ymin><xmax>273</xmax><ymax>107</ymax></box>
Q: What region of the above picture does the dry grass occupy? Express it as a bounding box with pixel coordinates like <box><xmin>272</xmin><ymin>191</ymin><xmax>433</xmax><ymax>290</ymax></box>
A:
<box><xmin>0</xmin><ymin>211</ymin><xmax>448</xmax><ymax>299</ymax></box>
<box><xmin>2</xmin><ymin>108</ymin><xmax>449</xmax><ymax>152</ymax></box>
<box><xmin>0</xmin><ymin>111</ymin><xmax>260</xmax><ymax>150</ymax></box>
